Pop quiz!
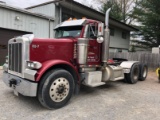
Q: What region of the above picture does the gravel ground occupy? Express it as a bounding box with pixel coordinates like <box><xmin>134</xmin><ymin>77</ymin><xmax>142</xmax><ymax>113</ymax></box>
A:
<box><xmin>0</xmin><ymin>70</ymin><xmax>160</xmax><ymax>120</ymax></box>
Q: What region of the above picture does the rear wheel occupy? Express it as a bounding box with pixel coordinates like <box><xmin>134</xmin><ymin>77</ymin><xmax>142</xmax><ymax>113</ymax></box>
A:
<box><xmin>125</xmin><ymin>63</ymin><xmax>140</xmax><ymax>84</ymax></box>
<box><xmin>139</xmin><ymin>64</ymin><xmax>148</xmax><ymax>81</ymax></box>
<box><xmin>38</xmin><ymin>69</ymin><xmax>74</xmax><ymax>109</ymax></box>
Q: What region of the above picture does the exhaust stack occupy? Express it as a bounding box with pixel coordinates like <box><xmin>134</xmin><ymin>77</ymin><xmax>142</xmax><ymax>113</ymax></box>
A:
<box><xmin>102</xmin><ymin>8</ymin><xmax>111</xmax><ymax>67</ymax></box>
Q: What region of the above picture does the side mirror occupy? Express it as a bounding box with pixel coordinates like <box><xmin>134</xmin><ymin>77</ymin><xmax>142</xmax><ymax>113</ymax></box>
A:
<box><xmin>98</xmin><ymin>22</ymin><xmax>104</xmax><ymax>36</ymax></box>
<box><xmin>97</xmin><ymin>22</ymin><xmax>104</xmax><ymax>43</ymax></box>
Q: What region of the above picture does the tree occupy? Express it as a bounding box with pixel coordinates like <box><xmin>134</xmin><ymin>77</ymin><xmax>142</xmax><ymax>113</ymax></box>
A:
<box><xmin>129</xmin><ymin>45</ymin><xmax>136</xmax><ymax>52</ymax></box>
<box><xmin>98</xmin><ymin>0</ymin><xmax>137</xmax><ymax>24</ymax></box>
<box><xmin>99</xmin><ymin>0</ymin><xmax>123</xmax><ymax>21</ymax></box>
<box><xmin>132</xmin><ymin>0</ymin><xmax>160</xmax><ymax>47</ymax></box>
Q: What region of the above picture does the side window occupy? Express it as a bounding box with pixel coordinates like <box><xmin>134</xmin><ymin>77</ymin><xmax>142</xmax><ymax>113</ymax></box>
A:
<box><xmin>122</xmin><ymin>32</ymin><xmax>127</xmax><ymax>39</ymax></box>
<box><xmin>110</xmin><ymin>28</ymin><xmax>115</xmax><ymax>36</ymax></box>
<box><xmin>118</xmin><ymin>48</ymin><xmax>122</xmax><ymax>53</ymax></box>
<box><xmin>88</xmin><ymin>23</ymin><xmax>98</xmax><ymax>39</ymax></box>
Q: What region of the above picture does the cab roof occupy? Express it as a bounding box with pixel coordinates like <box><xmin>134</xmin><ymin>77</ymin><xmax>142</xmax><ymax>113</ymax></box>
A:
<box><xmin>54</xmin><ymin>19</ymin><xmax>100</xmax><ymax>29</ymax></box>
<box><xmin>55</xmin><ymin>19</ymin><xmax>86</xmax><ymax>29</ymax></box>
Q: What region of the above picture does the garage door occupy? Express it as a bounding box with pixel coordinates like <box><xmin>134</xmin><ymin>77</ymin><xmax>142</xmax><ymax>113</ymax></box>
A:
<box><xmin>0</xmin><ymin>28</ymin><xmax>31</xmax><ymax>66</ymax></box>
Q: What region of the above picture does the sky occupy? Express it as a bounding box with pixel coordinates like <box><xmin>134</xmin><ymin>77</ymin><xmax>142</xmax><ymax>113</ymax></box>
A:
<box><xmin>0</xmin><ymin>0</ymin><xmax>93</xmax><ymax>8</ymax></box>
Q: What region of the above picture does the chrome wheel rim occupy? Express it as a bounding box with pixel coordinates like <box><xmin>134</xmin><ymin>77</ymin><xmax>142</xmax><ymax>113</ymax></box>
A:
<box><xmin>143</xmin><ymin>67</ymin><xmax>147</xmax><ymax>78</ymax></box>
<box><xmin>49</xmin><ymin>78</ymin><xmax>70</xmax><ymax>102</ymax></box>
<box><xmin>133</xmin><ymin>68</ymin><xmax>138</xmax><ymax>80</ymax></box>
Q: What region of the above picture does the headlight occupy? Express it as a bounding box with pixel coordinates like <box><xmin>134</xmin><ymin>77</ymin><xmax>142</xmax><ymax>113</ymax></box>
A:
<box><xmin>26</xmin><ymin>61</ymin><xmax>42</xmax><ymax>69</ymax></box>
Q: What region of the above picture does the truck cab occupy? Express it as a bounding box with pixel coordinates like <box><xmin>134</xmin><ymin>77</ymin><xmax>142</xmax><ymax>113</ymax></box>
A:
<box><xmin>2</xmin><ymin>9</ymin><xmax>148</xmax><ymax>109</ymax></box>
<box><xmin>54</xmin><ymin>19</ymin><xmax>102</xmax><ymax>66</ymax></box>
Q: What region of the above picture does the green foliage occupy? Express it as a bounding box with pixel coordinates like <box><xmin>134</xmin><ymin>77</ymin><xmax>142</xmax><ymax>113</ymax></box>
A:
<box><xmin>129</xmin><ymin>45</ymin><xmax>136</xmax><ymax>52</ymax></box>
<box><xmin>98</xmin><ymin>0</ymin><xmax>160</xmax><ymax>48</ymax></box>
<box><xmin>132</xmin><ymin>0</ymin><xmax>160</xmax><ymax>47</ymax></box>
<box><xmin>98</xmin><ymin>0</ymin><xmax>136</xmax><ymax>24</ymax></box>
<box><xmin>99</xmin><ymin>1</ymin><xmax>123</xmax><ymax>21</ymax></box>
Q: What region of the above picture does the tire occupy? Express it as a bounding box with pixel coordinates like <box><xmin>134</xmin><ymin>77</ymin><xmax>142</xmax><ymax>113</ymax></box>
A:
<box><xmin>124</xmin><ymin>74</ymin><xmax>129</xmax><ymax>83</ymax></box>
<box><xmin>139</xmin><ymin>64</ymin><xmax>148</xmax><ymax>81</ymax></box>
<box><xmin>125</xmin><ymin>63</ymin><xmax>140</xmax><ymax>84</ymax></box>
<box><xmin>38</xmin><ymin>69</ymin><xmax>74</xmax><ymax>109</ymax></box>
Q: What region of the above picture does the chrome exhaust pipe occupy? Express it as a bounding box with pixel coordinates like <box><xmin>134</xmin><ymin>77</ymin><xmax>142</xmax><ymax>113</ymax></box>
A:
<box><xmin>102</xmin><ymin>8</ymin><xmax>111</xmax><ymax>67</ymax></box>
<box><xmin>105</xmin><ymin>8</ymin><xmax>111</xmax><ymax>29</ymax></box>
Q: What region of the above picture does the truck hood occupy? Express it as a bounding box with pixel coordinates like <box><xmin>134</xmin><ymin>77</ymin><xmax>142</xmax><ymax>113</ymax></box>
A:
<box><xmin>29</xmin><ymin>38</ymin><xmax>76</xmax><ymax>63</ymax></box>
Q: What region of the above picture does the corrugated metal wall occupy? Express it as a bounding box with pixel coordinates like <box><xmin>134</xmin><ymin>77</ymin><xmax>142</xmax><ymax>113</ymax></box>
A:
<box><xmin>27</xmin><ymin>3</ymin><xmax>56</xmax><ymax>18</ymax></box>
<box><xmin>27</xmin><ymin>3</ymin><xmax>57</xmax><ymax>37</ymax></box>
<box><xmin>0</xmin><ymin>7</ymin><xmax>54</xmax><ymax>38</ymax></box>
<box><xmin>0</xmin><ymin>5</ymin><xmax>55</xmax><ymax>65</ymax></box>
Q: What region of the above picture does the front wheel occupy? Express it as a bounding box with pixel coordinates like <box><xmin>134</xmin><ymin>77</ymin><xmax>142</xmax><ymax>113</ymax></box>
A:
<box><xmin>38</xmin><ymin>69</ymin><xmax>74</xmax><ymax>109</ymax></box>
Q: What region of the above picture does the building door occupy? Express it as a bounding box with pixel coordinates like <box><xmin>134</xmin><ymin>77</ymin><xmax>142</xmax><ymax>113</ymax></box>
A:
<box><xmin>0</xmin><ymin>28</ymin><xmax>31</xmax><ymax>65</ymax></box>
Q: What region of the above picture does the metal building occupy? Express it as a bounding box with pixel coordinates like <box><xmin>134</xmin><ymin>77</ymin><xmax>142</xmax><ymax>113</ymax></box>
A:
<box><xmin>0</xmin><ymin>3</ymin><xmax>54</xmax><ymax>65</ymax></box>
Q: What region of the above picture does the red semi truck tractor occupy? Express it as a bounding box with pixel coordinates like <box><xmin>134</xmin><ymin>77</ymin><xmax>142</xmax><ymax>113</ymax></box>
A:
<box><xmin>2</xmin><ymin>9</ymin><xmax>148</xmax><ymax>109</ymax></box>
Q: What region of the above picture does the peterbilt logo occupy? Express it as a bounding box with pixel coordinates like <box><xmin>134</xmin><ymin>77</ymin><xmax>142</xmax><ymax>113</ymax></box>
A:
<box><xmin>48</xmin><ymin>45</ymin><xmax>54</xmax><ymax>49</ymax></box>
<box><xmin>32</xmin><ymin>44</ymin><xmax>39</xmax><ymax>48</ymax></box>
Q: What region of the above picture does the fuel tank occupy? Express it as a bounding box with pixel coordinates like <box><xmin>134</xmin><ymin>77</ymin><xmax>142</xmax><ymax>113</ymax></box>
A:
<box><xmin>102</xmin><ymin>65</ymin><xmax>124</xmax><ymax>82</ymax></box>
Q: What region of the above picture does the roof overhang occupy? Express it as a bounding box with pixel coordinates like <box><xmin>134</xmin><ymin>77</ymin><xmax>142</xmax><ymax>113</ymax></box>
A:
<box><xmin>26</xmin><ymin>0</ymin><xmax>138</xmax><ymax>31</ymax></box>
<box><xmin>59</xmin><ymin>0</ymin><xmax>138</xmax><ymax>31</ymax></box>
<box><xmin>0</xmin><ymin>3</ymin><xmax>54</xmax><ymax>20</ymax></box>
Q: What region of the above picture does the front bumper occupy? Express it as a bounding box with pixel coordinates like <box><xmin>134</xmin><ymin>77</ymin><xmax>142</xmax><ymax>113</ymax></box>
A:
<box><xmin>2</xmin><ymin>72</ymin><xmax>38</xmax><ymax>97</ymax></box>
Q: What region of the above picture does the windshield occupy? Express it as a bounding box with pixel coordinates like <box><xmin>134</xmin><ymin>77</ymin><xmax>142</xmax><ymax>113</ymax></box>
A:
<box><xmin>55</xmin><ymin>26</ymin><xmax>83</xmax><ymax>38</ymax></box>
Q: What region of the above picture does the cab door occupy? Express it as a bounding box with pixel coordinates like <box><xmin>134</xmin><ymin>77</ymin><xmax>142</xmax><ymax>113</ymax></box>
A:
<box><xmin>87</xmin><ymin>23</ymin><xmax>101</xmax><ymax>66</ymax></box>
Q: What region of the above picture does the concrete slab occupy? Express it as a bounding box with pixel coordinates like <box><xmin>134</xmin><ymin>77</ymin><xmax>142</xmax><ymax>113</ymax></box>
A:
<box><xmin>0</xmin><ymin>66</ymin><xmax>2</xmax><ymax>70</ymax></box>
<box><xmin>0</xmin><ymin>71</ymin><xmax>159</xmax><ymax>120</ymax></box>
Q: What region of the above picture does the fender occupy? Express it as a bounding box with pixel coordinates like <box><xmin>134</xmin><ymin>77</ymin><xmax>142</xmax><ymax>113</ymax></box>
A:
<box><xmin>35</xmin><ymin>60</ymin><xmax>79</xmax><ymax>82</ymax></box>
<box><xmin>120</xmin><ymin>61</ymin><xmax>140</xmax><ymax>73</ymax></box>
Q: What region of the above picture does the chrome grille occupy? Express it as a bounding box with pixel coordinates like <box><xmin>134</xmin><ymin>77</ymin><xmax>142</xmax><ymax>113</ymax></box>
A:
<box><xmin>9</xmin><ymin>43</ymin><xmax>22</xmax><ymax>73</ymax></box>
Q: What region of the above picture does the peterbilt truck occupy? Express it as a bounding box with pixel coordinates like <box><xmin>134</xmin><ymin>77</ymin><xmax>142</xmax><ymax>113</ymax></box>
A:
<box><xmin>2</xmin><ymin>9</ymin><xmax>148</xmax><ymax>109</ymax></box>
